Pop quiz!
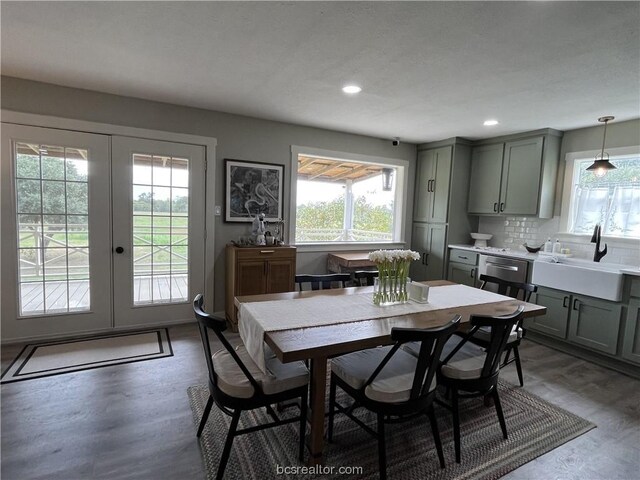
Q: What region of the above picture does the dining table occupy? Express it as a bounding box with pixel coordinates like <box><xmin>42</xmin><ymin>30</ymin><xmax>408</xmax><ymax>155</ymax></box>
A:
<box><xmin>234</xmin><ymin>279</ymin><xmax>547</xmax><ymax>466</ymax></box>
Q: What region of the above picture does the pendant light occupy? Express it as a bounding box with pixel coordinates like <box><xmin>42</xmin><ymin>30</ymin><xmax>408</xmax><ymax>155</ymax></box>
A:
<box><xmin>586</xmin><ymin>116</ymin><xmax>616</xmax><ymax>177</ymax></box>
<box><xmin>381</xmin><ymin>168</ymin><xmax>394</xmax><ymax>191</ymax></box>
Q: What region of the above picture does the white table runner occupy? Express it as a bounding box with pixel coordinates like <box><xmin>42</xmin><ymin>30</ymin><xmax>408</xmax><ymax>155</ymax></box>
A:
<box><xmin>238</xmin><ymin>284</ymin><xmax>514</xmax><ymax>373</ymax></box>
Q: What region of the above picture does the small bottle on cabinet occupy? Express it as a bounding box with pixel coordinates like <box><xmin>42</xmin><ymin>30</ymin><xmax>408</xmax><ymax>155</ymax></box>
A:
<box><xmin>552</xmin><ymin>239</ymin><xmax>562</xmax><ymax>254</ymax></box>
<box><xmin>544</xmin><ymin>237</ymin><xmax>553</xmax><ymax>253</ymax></box>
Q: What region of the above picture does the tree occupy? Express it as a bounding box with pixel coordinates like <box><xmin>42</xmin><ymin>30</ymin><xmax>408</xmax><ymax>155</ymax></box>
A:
<box><xmin>16</xmin><ymin>153</ymin><xmax>88</xmax><ymax>246</ymax></box>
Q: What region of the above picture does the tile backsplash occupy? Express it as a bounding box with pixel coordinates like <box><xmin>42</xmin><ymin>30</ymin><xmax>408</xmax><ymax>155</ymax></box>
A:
<box><xmin>478</xmin><ymin>216</ymin><xmax>640</xmax><ymax>267</ymax></box>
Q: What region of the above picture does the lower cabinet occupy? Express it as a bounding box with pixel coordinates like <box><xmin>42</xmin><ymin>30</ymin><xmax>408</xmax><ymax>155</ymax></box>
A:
<box><xmin>410</xmin><ymin>222</ymin><xmax>447</xmax><ymax>281</ymax></box>
<box><xmin>567</xmin><ymin>294</ymin><xmax>622</xmax><ymax>355</ymax></box>
<box><xmin>447</xmin><ymin>262</ymin><xmax>477</xmax><ymax>287</ymax></box>
<box><xmin>528</xmin><ymin>286</ymin><xmax>623</xmax><ymax>355</ymax></box>
<box><xmin>527</xmin><ymin>287</ymin><xmax>570</xmax><ymax>339</ymax></box>
<box><xmin>622</xmin><ymin>299</ymin><xmax>640</xmax><ymax>365</ymax></box>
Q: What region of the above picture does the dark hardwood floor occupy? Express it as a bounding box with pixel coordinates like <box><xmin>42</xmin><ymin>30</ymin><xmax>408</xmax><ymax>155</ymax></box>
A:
<box><xmin>2</xmin><ymin>323</ymin><xmax>639</xmax><ymax>479</ymax></box>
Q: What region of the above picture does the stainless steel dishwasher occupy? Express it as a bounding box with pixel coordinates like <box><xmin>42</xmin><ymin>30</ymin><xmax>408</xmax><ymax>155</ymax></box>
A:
<box><xmin>478</xmin><ymin>254</ymin><xmax>529</xmax><ymax>291</ymax></box>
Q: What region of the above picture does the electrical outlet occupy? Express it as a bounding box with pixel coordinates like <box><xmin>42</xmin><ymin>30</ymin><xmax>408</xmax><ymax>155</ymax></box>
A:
<box><xmin>215</xmin><ymin>205</ymin><xmax>222</xmax><ymax>216</ymax></box>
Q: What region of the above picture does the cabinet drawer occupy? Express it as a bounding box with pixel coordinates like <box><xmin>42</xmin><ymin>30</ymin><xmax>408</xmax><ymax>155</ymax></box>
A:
<box><xmin>630</xmin><ymin>278</ymin><xmax>640</xmax><ymax>299</ymax></box>
<box><xmin>449</xmin><ymin>249</ymin><xmax>478</xmax><ymax>266</ymax></box>
<box><xmin>235</xmin><ymin>247</ymin><xmax>296</xmax><ymax>261</ymax></box>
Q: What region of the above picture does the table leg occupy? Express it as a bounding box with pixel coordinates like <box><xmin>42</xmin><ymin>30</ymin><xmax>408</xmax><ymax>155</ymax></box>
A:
<box><xmin>307</xmin><ymin>356</ymin><xmax>328</xmax><ymax>466</ymax></box>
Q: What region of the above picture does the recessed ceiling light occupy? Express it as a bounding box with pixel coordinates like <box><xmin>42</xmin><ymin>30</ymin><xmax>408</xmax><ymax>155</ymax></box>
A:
<box><xmin>484</xmin><ymin>119</ymin><xmax>499</xmax><ymax>126</ymax></box>
<box><xmin>342</xmin><ymin>85</ymin><xmax>362</xmax><ymax>94</ymax></box>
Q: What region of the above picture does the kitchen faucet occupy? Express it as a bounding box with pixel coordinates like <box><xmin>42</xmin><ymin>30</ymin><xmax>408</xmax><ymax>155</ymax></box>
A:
<box><xmin>590</xmin><ymin>224</ymin><xmax>607</xmax><ymax>262</ymax></box>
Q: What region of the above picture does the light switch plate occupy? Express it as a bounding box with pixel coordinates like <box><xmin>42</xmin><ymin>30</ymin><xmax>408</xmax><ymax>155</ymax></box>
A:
<box><xmin>215</xmin><ymin>205</ymin><xmax>222</xmax><ymax>216</ymax></box>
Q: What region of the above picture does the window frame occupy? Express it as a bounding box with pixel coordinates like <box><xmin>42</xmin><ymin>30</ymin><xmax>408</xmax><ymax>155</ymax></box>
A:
<box><xmin>560</xmin><ymin>145</ymin><xmax>640</xmax><ymax>245</ymax></box>
<box><xmin>289</xmin><ymin>145</ymin><xmax>409</xmax><ymax>252</ymax></box>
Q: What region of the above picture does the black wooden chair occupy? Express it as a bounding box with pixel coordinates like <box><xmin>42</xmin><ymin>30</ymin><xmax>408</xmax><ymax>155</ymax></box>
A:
<box><xmin>466</xmin><ymin>274</ymin><xmax>537</xmax><ymax>386</ymax></box>
<box><xmin>294</xmin><ymin>273</ymin><xmax>351</xmax><ymax>291</ymax></box>
<box><xmin>436</xmin><ymin>306</ymin><xmax>525</xmax><ymax>463</ymax></box>
<box><xmin>327</xmin><ymin>315</ymin><xmax>461</xmax><ymax>479</ymax></box>
<box><xmin>353</xmin><ymin>270</ymin><xmax>379</xmax><ymax>286</ymax></box>
<box><xmin>192</xmin><ymin>295</ymin><xmax>309</xmax><ymax>479</ymax></box>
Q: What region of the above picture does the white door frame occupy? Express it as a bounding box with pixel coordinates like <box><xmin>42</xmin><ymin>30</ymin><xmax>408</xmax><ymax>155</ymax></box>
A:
<box><xmin>1</xmin><ymin>110</ymin><xmax>217</xmax><ymax>343</ymax></box>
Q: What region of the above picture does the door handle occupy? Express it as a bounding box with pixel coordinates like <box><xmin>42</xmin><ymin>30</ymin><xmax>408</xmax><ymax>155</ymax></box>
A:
<box><xmin>493</xmin><ymin>202</ymin><xmax>498</xmax><ymax>212</ymax></box>
<box><xmin>260</xmin><ymin>250</ymin><xmax>275</xmax><ymax>254</ymax></box>
<box><xmin>114</xmin><ymin>246</ymin><xmax>124</xmax><ymax>254</ymax></box>
<box><xmin>485</xmin><ymin>263</ymin><xmax>519</xmax><ymax>271</ymax></box>
<box><xmin>562</xmin><ymin>296</ymin><xmax>569</xmax><ymax>308</ymax></box>
<box><xmin>573</xmin><ymin>298</ymin><xmax>580</xmax><ymax>311</ymax></box>
<box><xmin>500</xmin><ymin>202</ymin><xmax>505</xmax><ymax>212</ymax></box>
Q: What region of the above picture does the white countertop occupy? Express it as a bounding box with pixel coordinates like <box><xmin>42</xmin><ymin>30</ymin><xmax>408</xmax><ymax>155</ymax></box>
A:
<box><xmin>621</xmin><ymin>268</ymin><xmax>640</xmax><ymax>277</ymax></box>
<box><xmin>449</xmin><ymin>244</ymin><xmax>640</xmax><ymax>275</ymax></box>
<box><xmin>448</xmin><ymin>244</ymin><xmax>539</xmax><ymax>261</ymax></box>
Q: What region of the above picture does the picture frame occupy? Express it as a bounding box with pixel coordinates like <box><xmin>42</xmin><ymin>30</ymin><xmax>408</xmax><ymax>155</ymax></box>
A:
<box><xmin>224</xmin><ymin>159</ymin><xmax>284</xmax><ymax>223</ymax></box>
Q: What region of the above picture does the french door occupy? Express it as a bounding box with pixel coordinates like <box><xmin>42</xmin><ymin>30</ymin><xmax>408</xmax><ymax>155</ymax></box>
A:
<box><xmin>111</xmin><ymin>136</ymin><xmax>205</xmax><ymax>327</ymax></box>
<box><xmin>1</xmin><ymin>124</ymin><xmax>112</xmax><ymax>340</ymax></box>
<box><xmin>1</xmin><ymin>125</ymin><xmax>206</xmax><ymax>341</ymax></box>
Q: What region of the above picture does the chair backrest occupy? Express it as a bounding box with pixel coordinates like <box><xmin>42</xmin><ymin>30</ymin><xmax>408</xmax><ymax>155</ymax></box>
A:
<box><xmin>471</xmin><ymin>305</ymin><xmax>525</xmax><ymax>378</ymax></box>
<box><xmin>294</xmin><ymin>273</ymin><xmax>351</xmax><ymax>291</ymax></box>
<box><xmin>353</xmin><ymin>270</ymin><xmax>378</xmax><ymax>286</ymax></box>
<box><xmin>479</xmin><ymin>274</ymin><xmax>537</xmax><ymax>302</ymax></box>
<box><xmin>364</xmin><ymin>315</ymin><xmax>461</xmax><ymax>402</ymax></box>
<box><xmin>192</xmin><ymin>294</ymin><xmax>263</xmax><ymax>398</ymax></box>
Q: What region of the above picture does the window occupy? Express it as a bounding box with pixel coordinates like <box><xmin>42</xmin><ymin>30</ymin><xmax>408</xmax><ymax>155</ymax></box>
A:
<box><xmin>291</xmin><ymin>149</ymin><xmax>406</xmax><ymax>245</ymax></box>
<box><xmin>566</xmin><ymin>154</ymin><xmax>640</xmax><ymax>238</ymax></box>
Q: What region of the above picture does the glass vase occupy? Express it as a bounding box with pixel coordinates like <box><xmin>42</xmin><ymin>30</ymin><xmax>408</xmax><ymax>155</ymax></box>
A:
<box><xmin>373</xmin><ymin>275</ymin><xmax>411</xmax><ymax>306</ymax></box>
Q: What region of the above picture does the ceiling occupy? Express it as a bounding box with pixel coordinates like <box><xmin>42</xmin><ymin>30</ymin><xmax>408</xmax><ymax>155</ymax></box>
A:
<box><xmin>1</xmin><ymin>1</ymin><xmax>639</xmax><ymax>143</ymax></box>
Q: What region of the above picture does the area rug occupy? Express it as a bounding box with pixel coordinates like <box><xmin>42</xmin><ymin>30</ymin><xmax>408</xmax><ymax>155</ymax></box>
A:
<box><xmin>187</xmin><ymin>380</ymin><xmax>595</xmax><ymax>479</ymax></box>
<box><xmin>1</xmin><ymin>329</ymin><xmax>172</xmax><ymax>383</ymax></box>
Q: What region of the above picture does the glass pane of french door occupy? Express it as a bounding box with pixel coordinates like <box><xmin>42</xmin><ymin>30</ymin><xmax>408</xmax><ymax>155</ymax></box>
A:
<box><xmin>111</xmin><ymin>136</ymin><xmax>205</xmax><ymax>328</ymax></box>
<box><xmin>1</xmin><ymin>124</ymin><xmax>111</xmax><ymax>341</ymax></box>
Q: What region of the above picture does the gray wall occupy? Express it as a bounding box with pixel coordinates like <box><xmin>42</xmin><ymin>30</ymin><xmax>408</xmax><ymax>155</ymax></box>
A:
<box><xmin>1</xmin><ymin>76</ymin><xmax>417</xmax><ymax>310</ymax></box>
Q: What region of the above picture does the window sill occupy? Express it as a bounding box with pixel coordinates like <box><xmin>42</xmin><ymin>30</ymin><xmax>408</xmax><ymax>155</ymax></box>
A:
<box><xmin>557</xmin><ymin>232</ymin><xmax>640</xmax><ymax>248</ymax></box>
<box><xmin>293</xmin><ymin>241</ymin><xmax>406</xmax><ymax>254</ymax></box>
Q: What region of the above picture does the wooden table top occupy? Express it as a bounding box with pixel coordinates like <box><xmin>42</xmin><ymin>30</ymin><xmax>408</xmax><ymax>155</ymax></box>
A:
<box><xmin>327</xmin><ymin>252</ymin><xmax>376</xmax><ymax>267</ymax></box>
<box><xmin>235</xmin><ymin>280</ymin><xmax>546</xmax><ymax>363</ymax></box>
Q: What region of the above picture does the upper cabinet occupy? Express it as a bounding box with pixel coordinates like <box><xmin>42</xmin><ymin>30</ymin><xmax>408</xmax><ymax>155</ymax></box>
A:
<box><xmin>467</xmin><ymin>129</ymin><xmax>562</xmax><ymax>218</ymax></box>
<box><xmin>414</xmin><ymin>146</ymin><xmax>452</xmax><ymax>223</ymax></box>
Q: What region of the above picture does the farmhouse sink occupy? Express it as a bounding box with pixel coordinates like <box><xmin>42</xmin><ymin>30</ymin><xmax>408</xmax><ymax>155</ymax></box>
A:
<box><xmin>531</xmin><ymin>257</ymin><xmax>625</xmax><ymax>301</ymax></box>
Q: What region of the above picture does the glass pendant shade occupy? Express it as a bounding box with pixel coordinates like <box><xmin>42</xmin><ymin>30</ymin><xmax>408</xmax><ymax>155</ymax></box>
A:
<box><xmin>381</xmin><ymin>168</ymin><xmax>394</xmax><ymax>191</ymax></box>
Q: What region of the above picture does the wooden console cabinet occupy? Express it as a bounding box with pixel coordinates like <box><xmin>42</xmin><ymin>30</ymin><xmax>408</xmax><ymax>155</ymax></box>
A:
<box><xmin>225</xmin><ymin>245</ymin><xmax>296</xmax><ymax>329</ymax></box>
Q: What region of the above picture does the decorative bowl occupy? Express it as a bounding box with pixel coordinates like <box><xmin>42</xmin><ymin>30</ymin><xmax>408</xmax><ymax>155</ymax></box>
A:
<box><xmin>470</xmin><ymin>233</ymin><xmax>493</xmax><ymax>248</ymax></box>
<box><xmin>523</xmin><ymin>243</ymin><xmax>544</xmax><ymax>253</ymax></box>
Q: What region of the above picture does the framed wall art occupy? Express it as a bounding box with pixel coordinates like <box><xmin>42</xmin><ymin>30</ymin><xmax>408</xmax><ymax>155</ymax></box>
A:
<box><xmin>225</xmin><ymin>159</ymin><xmax>284</xmax><ymax>222</ymax></box>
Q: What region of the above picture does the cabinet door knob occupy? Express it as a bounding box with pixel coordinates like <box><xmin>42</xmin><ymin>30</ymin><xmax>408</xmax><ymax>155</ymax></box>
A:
<box><xmin>115</xmin><ymin>246</ymin><xmax>124</xmax><ymax>254</ymax></box>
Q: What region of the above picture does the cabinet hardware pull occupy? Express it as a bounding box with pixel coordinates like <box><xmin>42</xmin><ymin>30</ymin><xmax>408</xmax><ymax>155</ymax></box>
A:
<box><xmin>500</xmin><ymin>202</ymin><xmax>505</xmax><ymax>212</ymax></box>
<box><xmin>424</xmin><ymin>253</ymin><xmax>429</xmax><ymax>265</ymax></box>
<box><xmin>493</xmin><ymin>202</ymin><xmax>498</xmax><ymax>212</ymax></box>
<box><xmin>470</xmin><ymin>268</ymin><xmax>475</xmax><ymax>278</ymax></box>
<box><xmin>572</xmin><ymin>298</ymin><xmax>579</xmax><ymax>311</ymax></box>
<box><xmin>562</xmin><ymin>296</ymin><xmax>568</xmax><ymax>308</ymax></box>
<box><xmin>260</xmin><ymin>250</ymin><xmax>275</xmax><ymax>254</ymax></box>
<box><xmin>427</xmin><ymin>180</ymin><xmax>431</xmax><ymax>192</ymax></box>
<box><xmin>431</xmin><ymin>179</ymin><xmax>435</xmax><ymax>192</ymax></box>
<box><xmin>458</xmin><ymin>255</ymin><xmax>468</xmax><ymax>259</ymax></box>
